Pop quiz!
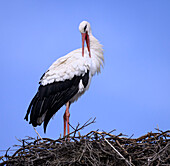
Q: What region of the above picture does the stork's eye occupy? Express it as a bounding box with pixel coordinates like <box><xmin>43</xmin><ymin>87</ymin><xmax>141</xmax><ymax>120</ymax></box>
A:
<box><xmin>84</xmin><ymin>25</ymin><xmax>87</xmax><ymax>32</ymax></box>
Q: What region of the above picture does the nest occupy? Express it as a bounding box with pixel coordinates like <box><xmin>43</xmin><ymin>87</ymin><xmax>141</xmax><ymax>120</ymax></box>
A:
<box><xmin>0</xmin><ymin>118</ymin><xmax>170</xmax><ymax>166</ymax></box>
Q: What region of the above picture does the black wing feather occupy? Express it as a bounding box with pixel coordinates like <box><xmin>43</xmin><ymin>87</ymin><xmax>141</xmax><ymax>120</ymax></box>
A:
<box><xmin>24</xmin><ymin>93</ymin><xmax>38</xmax><ymax>121</ymax></box>
<box><xmin>43</xmin><ymin>82</ymin><xmax>79</xmax><ymax>133</ymax></box>
<box><xmin>25</xmin><ymin>70</ymin><xmax>89</xmax><ymax>133</ymax></box>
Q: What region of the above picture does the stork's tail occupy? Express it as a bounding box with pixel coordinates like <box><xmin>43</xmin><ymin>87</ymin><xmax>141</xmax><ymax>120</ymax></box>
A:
<box><xmin>24</xmin><ymin>92</ymin><xmax>47</xmax><ymax>128</ymax></box>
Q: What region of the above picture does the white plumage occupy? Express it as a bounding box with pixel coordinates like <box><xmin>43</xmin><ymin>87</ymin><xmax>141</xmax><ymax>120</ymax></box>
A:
<box><xmin>25</xmin><ymin>21</ymin><xmax>104</xmax><ymax>135</ymax></box>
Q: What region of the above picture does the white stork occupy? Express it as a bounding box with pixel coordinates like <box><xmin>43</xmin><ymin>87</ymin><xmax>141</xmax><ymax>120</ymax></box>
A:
<box><xmin>25</xmin><ymin>21</ymin><xmax>104</xmax><ymax>136</ymax></box>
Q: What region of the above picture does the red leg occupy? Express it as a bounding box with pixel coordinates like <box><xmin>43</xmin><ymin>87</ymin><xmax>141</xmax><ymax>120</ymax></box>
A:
<box><xmin>63</xmin><ymin>111</ymin><xmax>66</xmax><ymax>136</ymax></box>
<box><xmin>66</xmin><ymin>102</ymin><xmax>70</xmax><ymax>135</ymax></box>
<box><xmin>63</xmin><ymin>102</ymin><xmax>70</xmax><ymax>136</ymax></box>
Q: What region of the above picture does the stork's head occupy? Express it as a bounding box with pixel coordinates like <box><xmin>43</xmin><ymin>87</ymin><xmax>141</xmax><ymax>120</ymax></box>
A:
<box><xmin>79</xmin><ymin>21</ymin><xmax>91</xmax><ymax>58</ymax></box>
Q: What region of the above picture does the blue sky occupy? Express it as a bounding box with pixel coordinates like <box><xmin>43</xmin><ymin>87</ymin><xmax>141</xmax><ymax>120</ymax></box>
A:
<box><xmin>0</xmin><ymin>0</ymin><xmax>170</xmax><ymax>155</ymax></box>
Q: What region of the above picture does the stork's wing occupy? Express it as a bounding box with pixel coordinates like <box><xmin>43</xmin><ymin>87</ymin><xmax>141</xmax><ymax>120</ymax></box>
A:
<box><xmin>39</xmin><ymin>49</ymin><xmax>90</xmax><ymax>86</ymax></box>
<box><xmin>25</xmin><ymin>70</ymin><xmax>89</xmax><ymax>133</ymax></box>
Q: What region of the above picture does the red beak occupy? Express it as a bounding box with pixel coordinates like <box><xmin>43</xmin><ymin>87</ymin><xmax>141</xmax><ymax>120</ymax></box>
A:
<box><xmin>81</xmin><ymin>32</ymin><xmax>91</xmax><ymax>58</ymax></box>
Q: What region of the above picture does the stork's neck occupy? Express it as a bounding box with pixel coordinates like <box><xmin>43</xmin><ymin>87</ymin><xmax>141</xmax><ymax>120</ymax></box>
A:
<box><xmin>89</xmin><ymin>34</ymin><xmax>103</xmax><ymax>57</ymax></box>
<box><xmin>89</xmin><ymin>34</ymin><xmax>102</xmax><ymax>49</ymax></box>
<box><xmin>88</xmin><ymin>34</ymin><xmax>104</xmax><ymax>75</ymax></box>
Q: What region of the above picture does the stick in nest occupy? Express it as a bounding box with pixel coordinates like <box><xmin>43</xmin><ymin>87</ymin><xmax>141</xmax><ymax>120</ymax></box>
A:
<box><xmin>33</xmin><ymin>127</ymin><xmax>43</xmax><ymax>141</ymax></box>
<box><xmin>104</xmin><ymin>137</ymin><xmax>134</xmax><ymax>166</ymax></box>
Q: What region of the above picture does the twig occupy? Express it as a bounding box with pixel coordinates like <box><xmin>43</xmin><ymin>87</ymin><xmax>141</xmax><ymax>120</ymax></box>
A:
<box><xmin>116</xmin><ymin>140</ymin><xmax>128</xmax><ymax>155</ymax></box>
<box><xmin>104</xmin><ymin>137</ymin><xmax>134</xmax><ymax>166</ymax></box>
<box><xmin>64</xmin><ymin>117</ymin><xmax>96</xmax><ymax>138</ymax></box>
<box><xmin>148</xmin><ymin>142</ymin><xmax>170</xmax><ymax>166</ymax></box>
<box><xmin>33</xmin><ymin>127</ymin><xmax>43</xmax><ymax>141</ymax></box>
